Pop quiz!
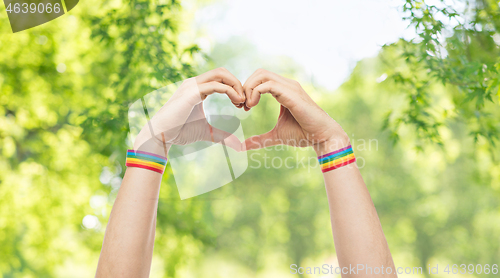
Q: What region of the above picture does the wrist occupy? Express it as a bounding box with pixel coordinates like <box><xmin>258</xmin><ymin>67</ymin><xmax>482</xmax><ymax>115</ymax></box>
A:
<box><xmin>133</xmin><ymin>129</ymin><xmax>170</xmax><ymax>157</ymax></box>
<box><xmin>313</xmin><ymin>132</ymin><xmax>350</xmax><ymax>157</ymax></box>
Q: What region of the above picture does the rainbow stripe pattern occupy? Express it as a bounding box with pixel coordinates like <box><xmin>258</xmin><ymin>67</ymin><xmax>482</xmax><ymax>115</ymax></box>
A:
<box><xmin>318</xmin><ymin>145</ymin><xmax>356</xmax><ymax>173</ymax></box>
<box><xmin>126</xmin><ymin>150</ymin><xmax>167</xmax><ymax>174</ymax></box>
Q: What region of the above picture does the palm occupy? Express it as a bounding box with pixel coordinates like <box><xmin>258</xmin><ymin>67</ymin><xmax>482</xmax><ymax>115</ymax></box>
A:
<box><xmin>168</xmin><ymin>103</ymin><xmax>242</xmax><ymax>151</ymax></box>
<box><xmin>169</xmin><ymin>104</ymin><xmax>210</xmax><ymax>145</ymax></box>
<box><xmin>272</xmin><ymin>106</ymin><xmax>309</xmax><ymax>147</ymax></box>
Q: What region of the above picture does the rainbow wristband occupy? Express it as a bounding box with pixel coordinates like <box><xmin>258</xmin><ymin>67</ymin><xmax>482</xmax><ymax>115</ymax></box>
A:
<box><xmin>318</xmin><ymin>145</ymin><xmax>356</xmax><ymax>173</ymax></box>
<box><xmin>126</xmin><ymin>150</ymin><xmax>167</xmax><ymax>174</ymax></box>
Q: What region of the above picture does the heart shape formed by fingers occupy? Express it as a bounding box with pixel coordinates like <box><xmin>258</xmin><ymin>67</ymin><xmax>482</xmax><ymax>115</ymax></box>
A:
<box><xmin>127</xmin><ymin>67</ymin><xmax>348</xmax><ymax>199</ymax></box>
<box><xmin>131</xmin><ymin>67</ymin><xmax>348</xmax><ymax>156</ymax></box>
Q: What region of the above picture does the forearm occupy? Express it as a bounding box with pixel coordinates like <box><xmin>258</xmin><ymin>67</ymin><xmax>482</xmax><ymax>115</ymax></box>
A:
<box><xmin>94</xmin><ymin>69</ymin><xmax>244</xmax><ymax>277</ymax></box>
<box><xmin>315</xmin><ymin>137</ymin><xmax>396</xmax><ymax>277</ymax></box>
<box><xmin>96</xmin><ymin>165</ymin><xmax>163</xmax><ymax>277</ymax></box>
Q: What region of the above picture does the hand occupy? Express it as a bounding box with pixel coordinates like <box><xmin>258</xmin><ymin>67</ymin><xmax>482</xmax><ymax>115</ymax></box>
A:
<box><xmin>242</xmin><ymin>69</ymin><xmax>349</xmax><ymax>154</ymax></box>
<box><xmin>134</xmin><ymin>68</ymin><xmax>246</xmax><ymax>155</ymax></box>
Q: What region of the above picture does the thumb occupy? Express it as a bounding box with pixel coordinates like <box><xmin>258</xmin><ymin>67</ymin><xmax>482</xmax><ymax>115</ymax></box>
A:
<box><xmin>210</xmin><ymin>125</ymin><xmax>243</xmax><ymax>152</ymax></box>
<box><xmin>243</xmin><ymin>130</ymin><xmax>279</xmax><ymax>151</ymax></box>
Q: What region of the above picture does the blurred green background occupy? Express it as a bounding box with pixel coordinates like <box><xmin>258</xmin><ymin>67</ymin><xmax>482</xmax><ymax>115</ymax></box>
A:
<box><xmin>0</xmin><ymin>0</ymin><xmax>499</xmax><ymax>277</ymax></box>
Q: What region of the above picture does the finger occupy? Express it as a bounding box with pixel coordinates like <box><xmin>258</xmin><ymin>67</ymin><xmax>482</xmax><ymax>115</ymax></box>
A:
<box><xmin>243</xmin><ymin>68</ymin><xmax>278</xmax><ymax>94</ymax></box>
<box><xmin>243</xmin><ymin>69</ymin><xmax>271</xmax><ymax>107</ymax></box>
<box><xmin>198</xmin><ymin>81</ymin><xmax>245</xmax><ymax>105</ymax></box>
<box><xmin>246</xmin><ymin>80</ymin><xmax>288</xmax><ymax>108</ymax></box>
<box><xmin>196</xmin><ymin>68</ymin><xmax>244</xmax><ymax>98</ymax></box>
<box><xmin>243</xmin><ymin>131</ymin><xmax>279</xmax><ymax>151</ymax></box>
<box><xmin>243</xmin><ymin>69</ymin><xmax>287</xmax><ymax>107</ymax></box>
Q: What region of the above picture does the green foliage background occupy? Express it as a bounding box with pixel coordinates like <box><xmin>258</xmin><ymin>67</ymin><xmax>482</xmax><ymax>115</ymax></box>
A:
<box><xmin>0</xmin><ymin>0</ymin><xmax>499</xmax><ymax>277</ymax></box>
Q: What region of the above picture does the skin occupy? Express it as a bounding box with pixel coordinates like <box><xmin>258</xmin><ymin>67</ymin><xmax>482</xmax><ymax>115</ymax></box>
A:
<box><xmin>95</xmin><ymin>68</ymin><xmax>397</xmax><ymax>278</ymax></box>
<box><xmin>95</xmin><ymin>68</ymin><xmax>245</xmax><ymax>278</ymax></box>
<box><xmin>243</xmin><ymin>69</ymin><xmax>397</xmax><ymax>277</ymax></box>
<box><xmin>133</xmin><ymin>68</ymin><xmax>245</xmax><ymax>155</ymax></box>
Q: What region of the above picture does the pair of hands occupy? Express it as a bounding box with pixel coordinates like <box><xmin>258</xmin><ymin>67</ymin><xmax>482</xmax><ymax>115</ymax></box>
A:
<box><xmin>134</xmin><ymin>68</ymin><xmax>349</xmax><ymax>156</ymax></box>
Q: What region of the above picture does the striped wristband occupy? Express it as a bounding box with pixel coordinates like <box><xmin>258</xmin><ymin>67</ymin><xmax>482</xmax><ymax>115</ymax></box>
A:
<box><xmin>318</xmin><ymin>145</ymin><xmax>356</xmax><ymax>173</ymax></box>
<box><xmin>125</xmin><ymin>150</ymin><xmax>167</xmax><ymax>174</ymax></box>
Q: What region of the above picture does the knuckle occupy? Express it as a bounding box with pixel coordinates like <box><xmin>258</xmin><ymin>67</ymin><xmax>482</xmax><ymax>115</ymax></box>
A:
<box><xmin>267</xmin><ymin>80</ymin><xmax>275</xmax><ymax>91</ymax></box>
<box><xmin>214</xmin><ymin>67</ymin><xmax>226</xmax><ymax>75</ymax></box>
